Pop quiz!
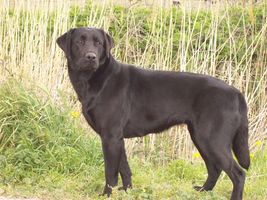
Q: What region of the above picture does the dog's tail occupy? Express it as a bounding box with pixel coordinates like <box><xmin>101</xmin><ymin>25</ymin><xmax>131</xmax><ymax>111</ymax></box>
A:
<box><xmin>232</xmin><ymin>93</ymin><xmax>250</xmax><ymax>170</ymax></box>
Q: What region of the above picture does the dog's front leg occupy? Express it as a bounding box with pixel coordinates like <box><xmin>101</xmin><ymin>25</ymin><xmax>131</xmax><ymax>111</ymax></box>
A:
<box><xmin>101</xmin><ymin>131</ymin><xmax>123</xmax><ymax>196</ymax></box>
<box><xmin>119</xmin><ymin>143</ymin><xmax>132</xmax><ymax>191</ymax></box>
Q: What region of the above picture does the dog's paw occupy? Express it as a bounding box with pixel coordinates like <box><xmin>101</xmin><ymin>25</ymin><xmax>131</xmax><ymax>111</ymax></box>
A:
<box><xmin>193</xmin><ymin>185</ymin><xmax>206</xmax><ymax>192</ymax></box>
<box><xmin>99</xmin><ymin>184</ymin><xmax>112</xmax><ymax>197</ymax></box>
<box><xmin>118</xmin><ymin>184</ymin><xmax>132</xmax><ymax>192</ymax></box>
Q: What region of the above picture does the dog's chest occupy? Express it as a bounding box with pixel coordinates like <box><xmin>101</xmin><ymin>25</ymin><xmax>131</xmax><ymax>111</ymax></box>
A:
<box><xmin>74</xmin><ymin>79</ymin><xmax>90</xmax><ymax>101</ymax></box>
<box><xmin>68</xmin><ymin>71</ymin><xmax>91</xmax><ymax>101</ymax></box>
<box><xmin>71</xmin><ymin>77</ymin><xmax>102</xmax><ymax>133</ymax></box>
<box><xmin>81</xmin><ymin>104</ymin><xmax>100</xmax><ymax>133</ymax></box>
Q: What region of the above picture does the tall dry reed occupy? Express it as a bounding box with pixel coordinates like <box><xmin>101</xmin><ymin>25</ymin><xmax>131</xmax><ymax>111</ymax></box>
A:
<box><xmin>0</xmin><ymin>0</ymin><xmax>266</xmax><ymax>163</ymax></box>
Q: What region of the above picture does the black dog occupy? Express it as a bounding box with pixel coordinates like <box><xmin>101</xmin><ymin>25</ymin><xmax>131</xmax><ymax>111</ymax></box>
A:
<box><xmin>56</xmin><ymin>27</ymin><xmax>250</xmax><ymax>200</ymax></box>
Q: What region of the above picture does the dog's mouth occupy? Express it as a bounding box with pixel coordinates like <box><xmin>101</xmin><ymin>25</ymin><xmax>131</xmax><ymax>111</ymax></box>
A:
<box><xmin>75</xmin><ymin>59</ymin><xmax>99</xmax><ymax>72</ymax></box>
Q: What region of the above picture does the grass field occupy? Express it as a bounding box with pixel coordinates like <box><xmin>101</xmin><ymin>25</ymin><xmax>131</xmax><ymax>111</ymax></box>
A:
<box><xmin>0</xmin><ymin>0</ymin><xmax>266</xmax><ymax>199</ymax></box>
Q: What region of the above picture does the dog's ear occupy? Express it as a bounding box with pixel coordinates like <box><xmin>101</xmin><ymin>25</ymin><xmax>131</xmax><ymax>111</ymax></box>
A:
<box><xmin>56</xmin><ymin>29</ymin><xmax>75</xmax><ymax>59</ymax></box>
<box><xmin>101</xmin><ymin>29</ymin><xmax>114</xmax><ymax>58</ymax></box>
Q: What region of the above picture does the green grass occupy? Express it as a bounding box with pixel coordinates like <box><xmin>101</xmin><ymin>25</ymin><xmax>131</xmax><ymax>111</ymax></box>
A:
<box><xmin>0</xmin><ymin>80</ymin><xmax>103</xmax><ymax>198</ymax></box>
<box><xmin>0</xmin><ymin>80</ymin><xmax>266</xmax><ymax>199</ymax></box>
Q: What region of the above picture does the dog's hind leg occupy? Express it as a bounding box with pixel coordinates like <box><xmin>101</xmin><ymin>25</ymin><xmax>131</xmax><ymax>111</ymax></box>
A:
<box><xmin>206</xmin><ymin>141</ymin><xmax>245</xmax><ymax>200</ymax></box>
<box><xmin>187</xmin><ymin>122</ymin><xmax>222</xmax><ymax>191</ymax></box>
<box><xmin>192</xmin><ymin>145</ymin><xmax>221</xmax><ymax>191</ymax></box>
<box><xmin>188</xmin><ymin>113</ymin><xmax>245</xmax><ymax>200</ymax></box>
<box><xmin>224</xmin><ymin>159</ymin><xmax>245</xmax><ymax>200</ymax></box>
<box><xmin>194</xmin><ymin>161</ymin><xmax>221</xmax><ymax>191</ymax></box>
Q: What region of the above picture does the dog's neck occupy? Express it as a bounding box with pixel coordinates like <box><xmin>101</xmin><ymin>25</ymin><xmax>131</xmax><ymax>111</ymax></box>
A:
<box><xmin>67</xmin><ymin>55</ymin><xmax>119</xmax><ymax>102</ymax></box>
<box><xmin>88</xmin><ymin>55</ymin><xmax>116</xmax><ymax>89</ymax></box>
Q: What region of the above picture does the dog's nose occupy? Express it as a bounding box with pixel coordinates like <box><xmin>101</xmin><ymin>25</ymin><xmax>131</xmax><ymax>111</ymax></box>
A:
<box><xmin>85</xmin><ymin>52</ymin><xmax>96</xmax><ymax>61</ymax></box>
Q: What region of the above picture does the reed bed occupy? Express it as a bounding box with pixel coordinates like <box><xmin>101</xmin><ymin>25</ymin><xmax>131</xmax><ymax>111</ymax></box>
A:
<box><xmin>0</xmin><ymin>0</ymin><xmax>266</xmax><ymax>163</ymax></box>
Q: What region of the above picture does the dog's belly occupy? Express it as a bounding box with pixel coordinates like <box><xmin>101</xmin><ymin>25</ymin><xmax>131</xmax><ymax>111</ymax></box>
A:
<box><xmin>123</xmin><ymin>114</ymin><xmax>186</xmax><ymax>138</ymax></box>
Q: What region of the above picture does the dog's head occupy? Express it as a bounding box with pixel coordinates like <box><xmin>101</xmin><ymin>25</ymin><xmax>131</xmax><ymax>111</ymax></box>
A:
<box><xmin>56</xmin><ymin>27</ymin><xmax>114</xmax><ymax>72</ymax></box>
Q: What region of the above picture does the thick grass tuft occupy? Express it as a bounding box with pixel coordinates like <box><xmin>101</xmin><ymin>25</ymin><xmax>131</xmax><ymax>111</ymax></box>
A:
<box><xmin>0</xmin><ymin>80</ymin><xmax>103</xmax><ymax>185</ymax></box>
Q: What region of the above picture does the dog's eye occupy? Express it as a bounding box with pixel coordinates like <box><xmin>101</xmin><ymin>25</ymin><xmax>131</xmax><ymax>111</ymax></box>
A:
<box><xmin>76</xmin><ymin>40</ymin><xmax>84</xmax><ymax>45</ymax></box>
<box><xmin>95</xmin><ymin>40</ymin><xmax>102</xmax><ymax>46</ymax></box>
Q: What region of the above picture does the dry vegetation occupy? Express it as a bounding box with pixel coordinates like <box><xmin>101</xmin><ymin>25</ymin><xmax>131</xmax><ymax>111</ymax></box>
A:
<box><xmin>0</xmin><ymin>0</ymin><xmax>266</xmax><ymax>161</ymax></box>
